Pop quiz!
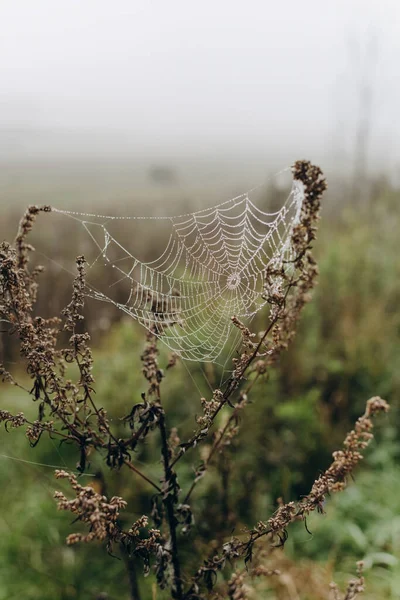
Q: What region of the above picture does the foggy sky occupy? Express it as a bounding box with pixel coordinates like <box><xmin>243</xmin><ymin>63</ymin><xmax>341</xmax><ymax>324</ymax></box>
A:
<box><xmin>1</xmin><ymin>0</ymin><xmax>399</xmax><ymax>172</ymax></box>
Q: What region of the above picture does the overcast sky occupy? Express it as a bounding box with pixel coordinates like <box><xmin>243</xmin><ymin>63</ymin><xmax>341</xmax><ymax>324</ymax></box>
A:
<box><xmin>0</xmin><ymin>0</ymin><xmax>399</xmax><ymax>171</ymax></box>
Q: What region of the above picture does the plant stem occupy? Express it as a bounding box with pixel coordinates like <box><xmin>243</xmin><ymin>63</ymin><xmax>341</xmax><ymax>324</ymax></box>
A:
<box><xmin>124</xmin><ymin>459</ymin><xmax>162</xmax><ymax>492</ymax></box>
<box><xmin>120</xmin><ymin>542</ymin><xmax>142</xmax><ymax>600</ymax></box>
<box><xmin>159</xmin><ymin>410</ymin><xmax>183</xmax><ymax>600</ymax></box>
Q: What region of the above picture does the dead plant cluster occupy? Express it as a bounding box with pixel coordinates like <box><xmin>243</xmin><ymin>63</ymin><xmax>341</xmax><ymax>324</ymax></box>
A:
<box><xmin>0</xmin><ymin>161</ymin><xmax>388</xmax><ymax>599</ymax></box>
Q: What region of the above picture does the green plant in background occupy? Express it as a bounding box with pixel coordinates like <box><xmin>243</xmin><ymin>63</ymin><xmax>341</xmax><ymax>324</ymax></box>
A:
<box><xmin>0</xmin><ymin>162</ymin><xmax>396</xmax><ymax>600</ymax></box>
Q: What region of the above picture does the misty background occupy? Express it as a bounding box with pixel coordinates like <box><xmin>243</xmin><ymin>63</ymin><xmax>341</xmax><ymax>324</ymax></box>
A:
<box><xmin>1</xmin><ymin>0</ymin><xmax>400</xmax><ymax>213</ymax></box>
<box><xmin>2</xmin><ymin>4</ymin><xmax>400</xmax><ymax>599</ymax></box>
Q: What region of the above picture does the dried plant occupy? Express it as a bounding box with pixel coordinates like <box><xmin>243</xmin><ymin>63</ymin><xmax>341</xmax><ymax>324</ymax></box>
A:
<box><xmin>330</xmin><ymin>562</ymin><xmax>365</xmax><ymax>600</ymax></box>
<box><xmin>0</xmin><ymin>161</ymin><xmax>389</xmax><ymax>599</ymax></box>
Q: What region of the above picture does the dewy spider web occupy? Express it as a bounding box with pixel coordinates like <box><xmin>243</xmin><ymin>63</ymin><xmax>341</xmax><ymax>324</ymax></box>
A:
<box><xmin>52</xmin><ymin>173</ymin><xmax>305</xmax><ymax>363</ymax></box>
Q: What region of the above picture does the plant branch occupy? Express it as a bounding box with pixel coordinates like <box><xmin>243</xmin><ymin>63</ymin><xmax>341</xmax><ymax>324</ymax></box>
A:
<box><xmin>159</xmin><ymin>410</ymin><xmax>184</xmax><ymax>600</ymax></box>
<box><xmin>124</xmin><ymin>459</ymin><xmax>162</xmax><ymax>493</ymax></box>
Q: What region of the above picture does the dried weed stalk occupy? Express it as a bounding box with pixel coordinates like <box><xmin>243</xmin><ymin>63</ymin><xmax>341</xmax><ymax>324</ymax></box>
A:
<box><xmin>0</xmin><ymin>161</ymin><xmax>389</xmax><ymax>600</ymax></box>
<box><xmin>330</xmin><ymin>562</ymin><xmax>365</xmax><ymax>600</ymax></box>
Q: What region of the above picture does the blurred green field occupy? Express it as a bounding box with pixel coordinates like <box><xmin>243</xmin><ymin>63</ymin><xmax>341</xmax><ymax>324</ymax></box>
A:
<box><xmin>0</xmin><ymin>175</ymin><xmax>399</xmax><ymax>599</ymax></box>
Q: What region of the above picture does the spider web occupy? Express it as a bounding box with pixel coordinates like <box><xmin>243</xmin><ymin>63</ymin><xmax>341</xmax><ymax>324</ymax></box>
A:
<box><xmin>52</xmin><ymin>175</ymin><xmax>305</xmax><ymax>363</ymax></box>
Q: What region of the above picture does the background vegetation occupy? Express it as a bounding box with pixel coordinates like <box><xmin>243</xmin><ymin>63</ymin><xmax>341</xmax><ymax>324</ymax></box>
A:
<box><xmin>0</xmin><ymin>170</ymin><xmax>398</xmax><ymax>599</ymax></box>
